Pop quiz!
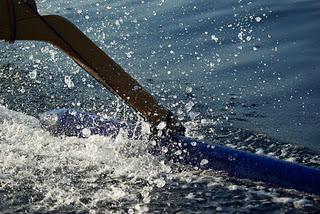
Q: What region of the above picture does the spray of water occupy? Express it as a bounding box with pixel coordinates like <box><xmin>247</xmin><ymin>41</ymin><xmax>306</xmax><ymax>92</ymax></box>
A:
<box><xmin>0</xmin><ymin>105</ymin><xmax>173</xmax><ymax>212</ymax></box>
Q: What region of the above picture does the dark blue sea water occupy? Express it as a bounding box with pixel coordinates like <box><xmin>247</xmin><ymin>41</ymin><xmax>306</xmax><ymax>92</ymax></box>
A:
<box><xmin>1</xmin><ymin>0</ymin><xmax>320</xmax><ymax>213</ymax></box>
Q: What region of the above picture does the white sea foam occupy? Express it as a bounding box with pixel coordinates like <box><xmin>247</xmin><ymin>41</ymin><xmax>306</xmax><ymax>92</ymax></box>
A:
<box><xmin>0</xmin><ymin>105</ymin><xmax>171</xmax><ymax>212</ymax></box>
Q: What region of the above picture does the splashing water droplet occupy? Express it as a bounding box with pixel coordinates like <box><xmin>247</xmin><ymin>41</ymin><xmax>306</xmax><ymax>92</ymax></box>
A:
<box><xmin>200</xmin><ymin>159</ymin><xmax>209</xmax><ymax>166</ymax></box>
<box><xmin>255</xmin><ymin>16</ymin><xmax>262</xmax><ymax>22</ymax></box>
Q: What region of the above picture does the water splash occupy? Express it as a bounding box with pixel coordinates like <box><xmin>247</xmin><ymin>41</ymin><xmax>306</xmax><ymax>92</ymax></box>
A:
<box><xmin>0</xmin><ymin>105</ymin><xmax>171</xmax><ymax>213</ymax></box>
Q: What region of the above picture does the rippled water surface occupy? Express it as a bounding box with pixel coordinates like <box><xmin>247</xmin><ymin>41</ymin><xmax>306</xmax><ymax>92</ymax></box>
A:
<box><xmin>1</xmin><ymin>0</ymin><xmax>320</xmax><ymax>213</ymax></box>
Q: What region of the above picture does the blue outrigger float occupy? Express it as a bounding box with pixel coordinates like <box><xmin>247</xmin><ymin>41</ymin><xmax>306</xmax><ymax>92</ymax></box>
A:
<box><xmin>39</xmin><ymin>109</ymin><xmax>320</xmax><ymax>196</ymax></box>
<box><xmin>1</xmin><ymin>0</ymin><xmax>320</xmax><ymax>196</ymax></box>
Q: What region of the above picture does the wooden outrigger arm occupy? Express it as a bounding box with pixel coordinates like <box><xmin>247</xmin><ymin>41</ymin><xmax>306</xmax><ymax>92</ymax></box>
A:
<box><xmin>0</xmin><ymin>0</ymin><xmax>184</xmax><ymax>133</ymax></box>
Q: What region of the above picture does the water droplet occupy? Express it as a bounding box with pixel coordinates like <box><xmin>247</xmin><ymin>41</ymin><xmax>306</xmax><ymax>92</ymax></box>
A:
<box><xmin>186</xmin><ymin>87</ymin><xmax>193</xmax><ymax>93</ymax></box>
<box><xmin>174</xmin><ymin>150</ymin><xmax>182</xmax><ymax>156</ymax></box>
<box><xmin>211</xmin><ymin>35</ymin><xmax>219</xmax><ymax>43</ymax></box>
<box><xmin>154</xmin><ymin>178</ymin><xmax>166</xmax><ymax>188</ymax></box>
<box><xmin>255</xmin><ymin>16</ymin><xmax>262</xmax><ymax>22</ymax></box>
<box><xmin>185</xmin><ymin>101</ymin><xmax>194</xmax><ymax>112</ymax></box>
<box><xmin>28</xmin><ymin>70</ymin><xmax>37</xmax><ymax>79</ymax></box>
<box><xmin>200</xmin><ymin>159</ymin><xmax>209</xmax><ymax>166</ymax></box>
<box><xmin>64</xmin><ymin>76</ymin><xmax>74</xmax><ymax>88</ymax></box>
<box><xmin>161</xmin><ymin>146</ymin><xmax>168</xmax><ymax>153</ymax></box>
<box><xmin>81</xmin><ymin>128</ymin><xmax>91</xmax><ymax>138</ymax></box>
